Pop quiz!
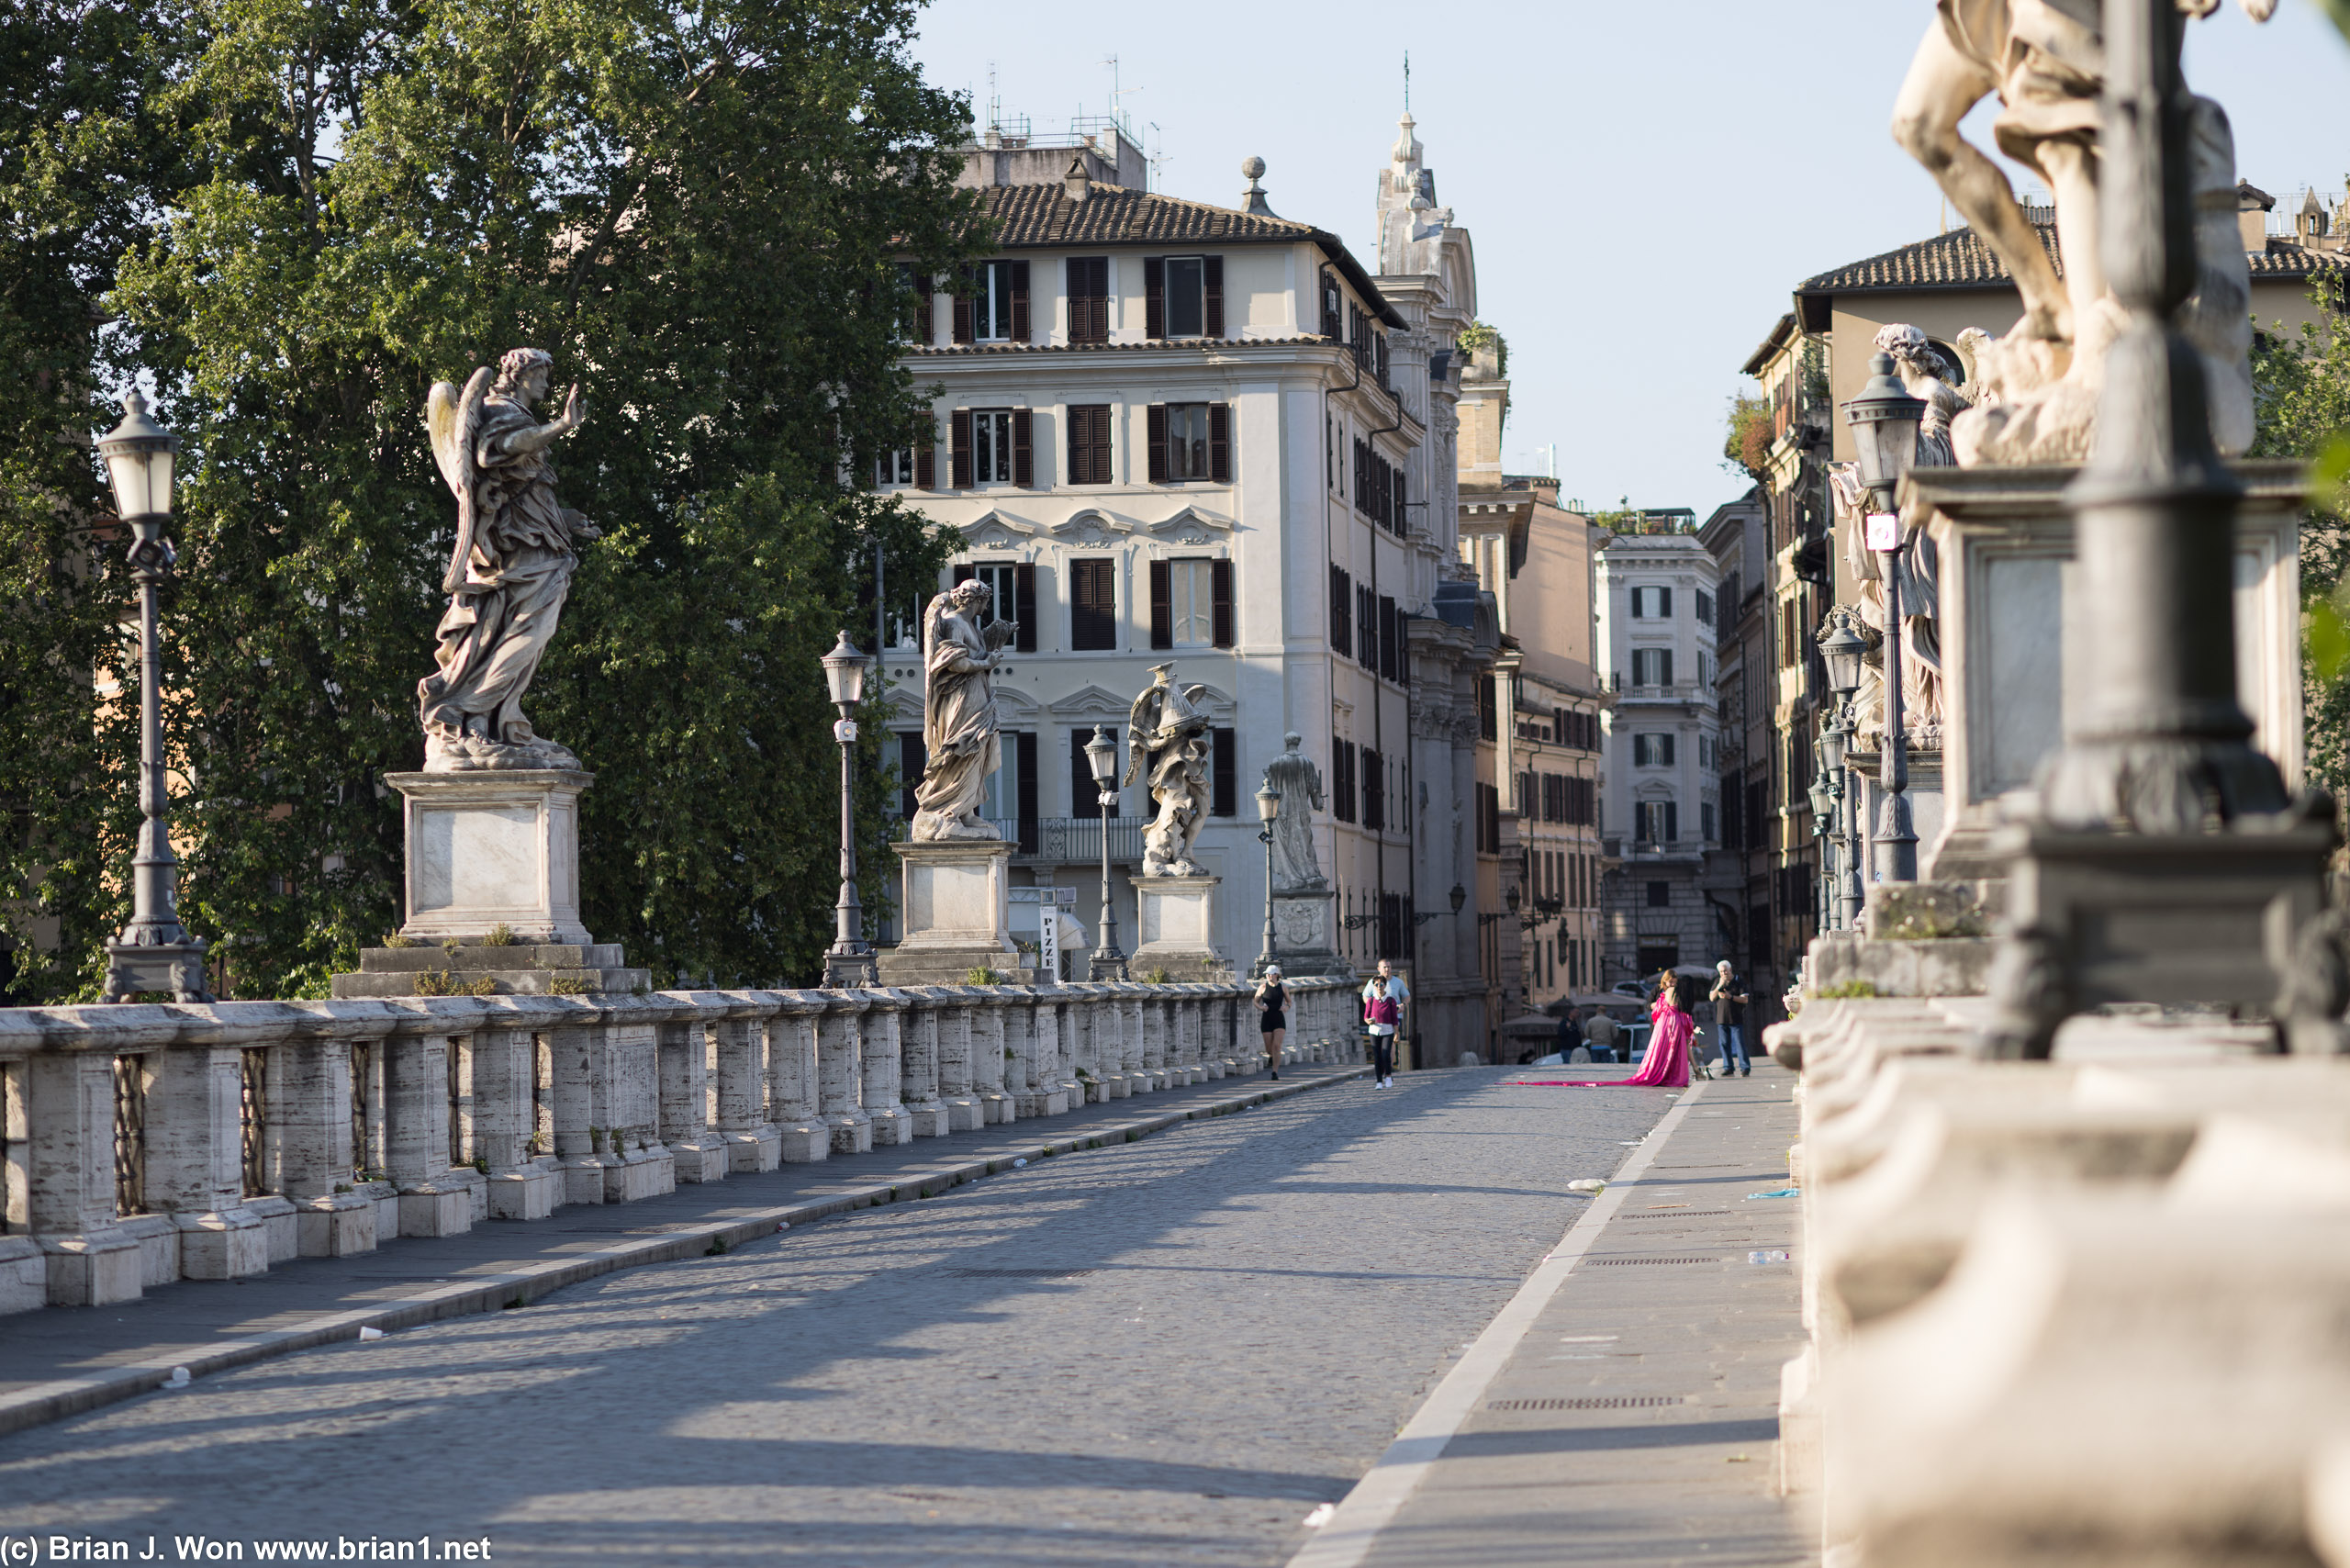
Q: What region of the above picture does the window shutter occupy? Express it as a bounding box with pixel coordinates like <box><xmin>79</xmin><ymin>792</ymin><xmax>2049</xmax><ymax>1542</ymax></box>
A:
<box><xmin>899</xmin><ymin>732</ymin><xmax>926</xmax><ymax>820</ymax></box>
<box><xmin>952</xmin><ymin>269</ymin><xmax>973</xmax><ymax>344</ymax></box>
<box><xmin>1203</xmin><ymin>256</ymin><xmax>1224</xmax><ymax>338</ymax></box>
<box><xmin>1211</xmin><ymin>558</ymin><xmax>1234</xmax><ymax>648</ymax></box>
<box><xmin>1378</xmin><ymin>595</ymin><xmax>1397</xmax><ymax>681</ymax></box>
<box><xmin>1146</xmin><ymin>404</ymin><xmax>1169</xmax><ymax>484</ymax></box>
<box><xmin>1212</xmin><ymin>728</ymin><xmax>1236</xmax><ymax>817</ymax></box>
<box><xmin>1008</xmin><ymin>260</ymin><xmax>1030</xmax><ymax>343</ymax></box>
<box><xmin>1148</xmin><ymin>559</ymin><xmax>1172</xmax><ymax>649</ymax></box>
<box><xmin>1207</xmin><ymin>403</ymin><xmax>1231</xmax><ymax>484</ymax></box>
<box><xmin>1144</xmin><ymin>256</ymin><xmax>1166</xmax><ymax>340</ymax></box>
<box><xmin>1664</xmin><ymin>802</ymin><xmax>1679</xmax><ymax>843</ymax></box>
<box><xmin>1012</xmin><ymin>407</ymin><xmax>1034</xmax><ymax>487</ymax></box>
<box><xmin>1064</xmin><ymin>405</ymin><xmax>1091</xmax><ymax>485</ymax></box>
<box><xmin>1013</xmin><ymin>562</ymin><xmax>1036</xmax><ymax>653</ymax></box>
<box><xmin>1015</xmin><ymin>731</ymin><xmax>1038</xmax><ymax>852</ymax></box>
<box><xmin>1068</xmin><ymin>257</ymin><xmax>1108</xmax><ymax>343</ymax></box>
<box><xmin>915</xmin><ymin>420</ymin><xmax>936</xmax><ymax>489</ymax></box>
<box><xmin>1358</xmin><ymin>585</ymin><xmax>1375</xmax><ymax>667</ymax></box>
<box><xmin>1072</xmin><ymin>730</ymin><xmax>1106</xmax><ymax>819</ymax></box>
<box><xmin>1070</xmin><ymin>559</ymin><xmax>1115</xmax><ymax>652</ymax></box>
<box><xmin>1660</xmin><ymin>649</ymin><xmax>1674</xmax><ymax>686</ymax></box>
<box><xmin>949</xmin><ymin>409</ymin><xmax>973</xmax><ymax>488</ymax></box>
<box><xmin>1329</xmin><ymin>566</ymin><xmax>1348</xmax><ymax>653</ymax></box>
<box><xmin>1660</xmin><ymin>586</ymin><xmax>1673</xmax><ymax>616</ymax></box>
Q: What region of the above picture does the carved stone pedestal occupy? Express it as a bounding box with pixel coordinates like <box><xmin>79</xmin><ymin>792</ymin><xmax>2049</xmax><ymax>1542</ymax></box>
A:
<box><xmin>877</xmin><ymin>841</ymin><xmax>1033</xmax><ymax>984</ymax></box>
<box><xmin>1130</xmin><ymin>875</ymin><xmax>1230</xmax><ymax>980</ymax></box>
<box><xmin>1265</xmin><ymin>888</ymin><xmax>1347</xmax><ymax>979</ymax></box>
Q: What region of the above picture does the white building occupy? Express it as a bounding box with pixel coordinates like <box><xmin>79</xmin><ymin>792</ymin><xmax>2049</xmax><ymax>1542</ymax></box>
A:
<box><xmin>1595</xmin><ymin>515</ymin><xmax>1726</xmax><ymax>986</ymax></box>
<box><xmin>878</xmin><ymin>116</ymin><xmax>1494</xmax><ymax>1064</ymax></box>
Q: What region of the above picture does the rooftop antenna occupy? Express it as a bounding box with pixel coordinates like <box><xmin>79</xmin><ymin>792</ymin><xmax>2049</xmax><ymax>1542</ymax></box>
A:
<box><xmin>1404</xmin><ymin>50</ymin><xmax>1410</xmax><ymax>112</ymax></box>
<box><xmin>1147</xmin><ymin>121</ymin><xmax>1166</xmax><ymax>193</ymax></box>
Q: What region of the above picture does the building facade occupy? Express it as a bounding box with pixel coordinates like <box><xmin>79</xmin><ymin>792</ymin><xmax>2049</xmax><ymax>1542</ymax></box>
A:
<box><xmin>1596</xmin><ymin>517</ymin><xmax>1724</xmax><ymax>987</ymax></box>
<box><xmin>880</xmin><ymin>116</ymin><xmax>1494</xmax><ymax>1064</ymax></box>
<box><xmin>1699</xmin><ymin>490</ymin><xmax>1777</xmax><ymax>1009</ymax></box>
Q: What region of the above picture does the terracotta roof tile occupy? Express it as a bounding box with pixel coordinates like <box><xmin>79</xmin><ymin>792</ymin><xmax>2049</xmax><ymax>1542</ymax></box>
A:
<box><xmin>1799</xmin><ymin>219</ymin><xmax>2348</xmax><ymax>297</ymax></box>
<box><xmin>978</xmin><ymin>182</ymin><xmax>1320</xmax><ymax>247</ymax></box>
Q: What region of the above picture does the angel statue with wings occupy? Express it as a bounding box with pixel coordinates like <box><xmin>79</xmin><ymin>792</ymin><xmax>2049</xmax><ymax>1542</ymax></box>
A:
<box><xmin>418</xmin><ymin>348</ymin><xmax>599</xmax><ymax>770</ymax></box>
<box><xmin>1125</xmin><ymin>663</ymin><xmax>1214</xmax><ymax>878</ymax></box>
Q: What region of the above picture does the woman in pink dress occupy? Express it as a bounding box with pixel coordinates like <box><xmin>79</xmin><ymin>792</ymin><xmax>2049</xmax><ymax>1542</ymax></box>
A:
<box><xmin>1621</xmin><ymin>975</ymin><xmax>1695</xmax><ymax>1087</ymax></box>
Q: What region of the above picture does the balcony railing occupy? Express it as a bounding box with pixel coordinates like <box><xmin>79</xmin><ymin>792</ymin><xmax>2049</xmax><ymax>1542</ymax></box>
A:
<box><xmin>979</xmin><ymin>816</ymin><xmax>1148</xmax><ymax>864</ymax></box>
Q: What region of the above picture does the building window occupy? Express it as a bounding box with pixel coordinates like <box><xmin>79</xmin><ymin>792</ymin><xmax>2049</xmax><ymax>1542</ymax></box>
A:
<box><xmin>1069</xmin><ymin>558</ymin><xmax>1117</xmax><ymax>651</ymax></box>
<box><xmin>1332</xmin><ymin>738</ymin><xmax>1357</xmax><ymax>823</ymax></box>
<box><xmin>1146</xmin><ymin>255</ymin><xmax>1224</xmax><ymax>339</ymax></box>
<box><xmin>1631</xmin><ymin>647</ymin><xmax>1673</xmax><ymax>687</ymax></box>
<box><xmin>877</xmin><ymin>448</ymin><xmax>914</xmax><ymax>487</ymax></box>
<box><xmin>1634</xmin><ymin>734</ymin><xmax>1675</xmax><ymax>767</ymax></box>
<box><xmin>1066</xmin><ymin>404</ymin><xmax>1112</xmax><ymax>485</ymax></box>
<box><xmin>1330</xmin><ymin>566</ymin><xmax>1352</xmax><ymax>654</ymax></box>
<box><xmin>1477</xmin><ymin>675</ymin><xmax>1497</xmax><ymax>741</ymax></box>
<box><xmin>974</xmin><ymin>259</ymin><xmax>1024</xmax><ymax>342</ymax></box>
<box><xmin>1695</xmin><ymin>588</ymin><xmax>1714</xmax><ymax>625</ymax></box>
<box><xmin>1702</xmin><ymin>801</ymin><xmax>1717</xmax><ymax>842</ymax></box>
<box><xmin>1362</xmin><ymin>746</ymin><xmax>1384</xmax><ymax>832</ymax></box>
<box><xmin>973</xmin><ymin>409</ymin><xmax>1015</xmax><ymax>484</ymax></box>
<box><xmin>1067</xmin><ymin>256</ymin><xmax>1109</xmax><ymax>344</ymax></box>
<box><xmin>1169</xmin><ymin>559</ymin><xmax>1214</xmax><ymax>647</ymax></box>
<box><xmin>1147</xmin><ymin>403</ymin><xmax>1230</xmax><ymax>484</ymax></box>
<box><xmin>1357</xmin><ymin>584</ymin><xmax>1378</xmax><ymax>669</ymax></box>
<box><xmin>1378</xmin><ymin>595</ymin><xmax>1400</xmax><ymax>682</ymax></box>
<box><xmin>1630</xmin><ymin>585</ymin><xmax>1673</xmax><ymax>619</ymax></box>
<box><xmin>1637</xmin><ymin>801</ymin><xmax>1678</xmax><ymax>844</ymax></box>
<box><xmin>1212</xmin><ymin>728</ymin><xmax>1237</xmax><ymax>817</ymax></box>
<box><xmin>1646</xmin><ymin>879</ymin><xmax>1671</xmax><ymax>908</ymax></box>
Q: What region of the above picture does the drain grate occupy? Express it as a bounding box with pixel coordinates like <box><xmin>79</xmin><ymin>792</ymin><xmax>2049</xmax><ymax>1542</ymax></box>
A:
<box><xmin>946</xmin><ymin>1267</ymin><xmax>1095</xmax><ymax>1279</ymax></box>
<box><xmin>1586</xmin><ymin>1257</ymin><xmax>1719</xmax><ymax>1266</ymax></box>
<box><xmin>1625</xmin><ymin>1209</ymin><xmax>1733</xmax><ymax>1219</ymax></box>
<box><xmin>1486</xmin><ymin>1395</ymin><xmax>1693</xmax><ymax>1411</ymax></box>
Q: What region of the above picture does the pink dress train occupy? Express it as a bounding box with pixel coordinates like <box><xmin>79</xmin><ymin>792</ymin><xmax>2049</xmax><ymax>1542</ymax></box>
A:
<box><xmin>1519</xmin><ymin>996</ymin><xmax>1694</xmax><ymax>1089</ymax></box>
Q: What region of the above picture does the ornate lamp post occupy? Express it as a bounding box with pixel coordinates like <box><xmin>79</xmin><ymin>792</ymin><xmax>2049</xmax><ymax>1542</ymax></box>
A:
<box><xmin>1841</xmin><ymin>353</ymin><xmax>1926</xmax><ymax>884</ymax></box>
<box><xmin>1084</xmin><ymin>725</ymin><xmax>1128</xmax><ymax>980</ymax></box>
<box><xmin>1253</xmin><ymin>783</ymin><xmax>1280</xmax><ymax>976</ymax></box>
<box><xmin>1818</xmin><ymin>615</ymin><xmax>1867</xmax><ymax>930</ymax></box>
<box><xmin>820</xmin><ymin>632</ymin><xmax>878</xmax><ymax>988</ymax></box>
<box><xmin>1807</xmin><ymin>760</ymin><xmax>1840</xmax><ymax>932</ymax></box>
<box><xmin>98</xmin><ymin>389</ymin><xmax>209</xmax><ymax>1004</ymax></box>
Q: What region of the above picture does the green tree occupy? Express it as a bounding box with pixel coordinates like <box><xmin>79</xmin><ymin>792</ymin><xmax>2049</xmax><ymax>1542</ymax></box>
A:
<box><xmin>2248</xmin><ymin>286</ymin><xmax>2350</xmax><ymax>801</ymax></box>
<box><xmin>6</xmin><ymin>0</ymin><xmax>977</xmax><ymax>1001</ymax></box>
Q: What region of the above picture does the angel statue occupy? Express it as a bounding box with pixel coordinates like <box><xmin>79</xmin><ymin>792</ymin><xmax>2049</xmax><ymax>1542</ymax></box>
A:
<box><xmin>1124</xmin><ymin>663</ymin><xmax>1214</xmax><ymax>878</ymax></box>
<box><xmin>419</xmin><ymin>348</ymin><xmax>599</xmax><ymax>770</ymax></box>
<box><xmin>912</xmin><ymin>577</ymin><xmax>1016</xmax><ymax>840</ymax></box>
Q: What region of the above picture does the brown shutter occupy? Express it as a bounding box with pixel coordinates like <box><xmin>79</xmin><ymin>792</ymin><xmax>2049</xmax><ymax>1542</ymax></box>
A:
<box><xmin>1203</xmin><ymin>256</ymin><xmax>1224</xmax><ymax>338</ymax></box>
<box><xmin>1013</xmin><ymin>562</ymin><xmax>1036</xmax><ymax>652</ymax></box>
<box><xmin>1148</xmin><ymin>559</ymin><xmax>1172</xmax><ymax>649</ymax></box>
<box><xmin>1212</xmin><ymin>729</ymin><xmax>1237</xmax><ymax>817</ymax></box>
<box><xmin>1069</xmin><ymin>257</ymin><xmax>1108</xmax><ymax>342</ymax></box>
<box><xmin>1009</xmin><ymin>260</ymin><xmax>1030</xmax><ymax>343</ymax></box>
<box><xmin>1012</xmin><ymin>407</ymin><xmax>1033</xmax><ymax>487</ymax></box>
<box><xmin>1015</xmin><ymin>731</ymin><xmax>1038</xmax><ymax>853</ymax></box>
<box><xmin>1146</xmin><ymin>404</ymin><xmax>1169</xmax><ymax>483</ymax></box>
<box><xmin>952</xmin><ymin>268</ymin><xmax>974</xmax><ymax>344</ymax></box>
<box><xmin>1144</xmin><ymin>256</ymin><xmax>1166</xmax><ymax>340</ymax></box>
<box><xmin>1211</xmin><ymin>558</ymin><xmax>1234</xmax><ymax>648</ymax></box>
<box><xmin>949</xmin><ymin>409</ymin><xmax>973</xmax><ymax>488</ymax></box>
<box><xmin>1065</xmin><ymin>406</ymin><xmax>1092</xmax><ymax>485</ymax></box>
<box><xmin>1207</xmin><ymin>403</ymin><xmax>1231</xmax><ymax>484</ymax></box>
<box><xmin>915</xmin><ymin>418</ymin><xmax>935</xmax><ymax>488</ymax></box>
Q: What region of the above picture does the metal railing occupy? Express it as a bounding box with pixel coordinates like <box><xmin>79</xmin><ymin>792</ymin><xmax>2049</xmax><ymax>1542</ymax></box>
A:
<box><xmin>981</xmin><ymin>816</ymin><xmax>1147</xmax><ymax>865</ymax></box>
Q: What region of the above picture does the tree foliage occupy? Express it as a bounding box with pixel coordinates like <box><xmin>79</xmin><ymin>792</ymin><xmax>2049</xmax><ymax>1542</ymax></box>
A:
<box><xmin>1</xmin><ymin>0</ymin><xmax>977</xmax><ymax>1001</ymax></box>
<box><xmin>2248</xmin><ymin>286</ymin><xmax>2350</xmax><ymax>802</ymax></box>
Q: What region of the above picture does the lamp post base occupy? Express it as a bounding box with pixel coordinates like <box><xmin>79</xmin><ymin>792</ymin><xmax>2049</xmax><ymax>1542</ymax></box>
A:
<box><xmin>822</xmin><ymin>946</ymin><xmax>878</xmax><ymax>989</ymax></box>
<box><xmin>103</xmin><ymin>937</ymin><xmax>211</xmax><ymax>1003</ymax></box>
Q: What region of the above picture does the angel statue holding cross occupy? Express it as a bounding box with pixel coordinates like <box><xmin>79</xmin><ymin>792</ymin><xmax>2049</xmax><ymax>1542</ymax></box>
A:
<box><xmin>419</xmin><ymin>348</ymin><xmax>600</xmax><ymax>770</ymax></box>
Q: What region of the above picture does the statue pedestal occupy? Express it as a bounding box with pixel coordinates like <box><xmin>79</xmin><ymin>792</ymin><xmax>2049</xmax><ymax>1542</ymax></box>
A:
<box><xmin>878</xmin><ymin>840</ymin><xmax>1034</xmax><ymax>985</ymax></box>
<box><xmin>1129</xmin><ymin>874</ymin><xmax>1230</xmax><ymax>980</ymax></box>
<box><xmin>1264</xmin><ymin>887</ymin><xmax>1348</xmax><ymax>979</ymax></box>
<box><xmin>332</xmin><ymin>768</ymin><xmax>645</xmax><ymax>998</ymax></box>
<box><xmin>388</xmin><ymin>769</ymin><xmax>593</xmax><ymax>944</ymax></box>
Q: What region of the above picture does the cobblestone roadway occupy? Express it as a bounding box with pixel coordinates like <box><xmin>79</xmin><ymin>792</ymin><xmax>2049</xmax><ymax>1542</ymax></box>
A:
<box><xmin>0</xmin><ymin>1070</ymin><xmax>1674</xmax><ymax>1566</ymax></box>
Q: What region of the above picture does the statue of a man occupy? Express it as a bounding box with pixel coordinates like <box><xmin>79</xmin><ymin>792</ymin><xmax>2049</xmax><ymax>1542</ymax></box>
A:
<box><xmin>1125</xmin><ymin>663</ymin><xmax>1213</xmax><ymax>877</ymax></box>
<box><xmin>1264</xmin><ymin>733</ymin><xmax>1326</xmax><ymax>892</ymax></box>
<box><xmin>420</xmin><ymin>348</ymin><xmax>599</xmax><ymax>770</ymax></box>
<box><xmin>912</xmin><ymin>577</ymin><xmax>1015</xmax><ymax>840</ymax></box>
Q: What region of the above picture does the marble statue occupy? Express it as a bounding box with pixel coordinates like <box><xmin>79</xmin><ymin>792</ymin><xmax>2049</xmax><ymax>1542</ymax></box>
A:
<box><xmin>1124</xmin><ymin>663</ymin><xmax>1213</xmax><ymax>877</ymax></box>
<box><xmin>1891</xmin><ymin>0</ymin><xmax>2266</xmax><ymax>465</ymax></box>
<box><xmin>912</xmin><ymin>577</ymin><xmax>1015</xmax><ymax>841</ymax></box>
<box><xmin>420</xmin><ymin>348</ymin><xmax>600</xmax><ymax>770</ymax></box>
<box><xmin>1265</xmin><ymin>733</ymin><xmax>1327</xmax><ymax>892</ymax></box>
<box><xmin>1831</xmin><ymin>461</ymin><xmax>1945</xmax><ymax>740</ymax></box>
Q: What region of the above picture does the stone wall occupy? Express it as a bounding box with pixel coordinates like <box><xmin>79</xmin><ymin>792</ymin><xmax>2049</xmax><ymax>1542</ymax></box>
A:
<box><xmin>0</xmin><ymin>979</ymin><xmax>1358</xmax><ymax>1316</ymax></box>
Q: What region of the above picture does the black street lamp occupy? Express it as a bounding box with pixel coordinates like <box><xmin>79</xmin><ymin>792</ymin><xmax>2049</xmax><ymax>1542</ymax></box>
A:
<box><xmin>1818</xmin><ymin>613</ymin><xmax>1868</xmax><ymax>930</ymax></box>
<box><xmin>1253</xmin><ymin>783</ymin><xmax>1280</xmax><ymax>976</ymax></box>
<box><xmin>1084</xmin><ymin>725</ymin><xmax>1127</xmax><ymax>980</ymax></box>
<box><xmin>1841</xmin><ymin>352</ymin><xmax>1926</xmax><ymax>885</ymax></box>
<box><xmin>821</xmin><ymin>631</ymin><xmax>877</xmax><ymax>988</ymax></box>
<box><xmin>98</xmin><ymin>389</ymin><xmax>209</xmax><ymax>1004</ymax></box>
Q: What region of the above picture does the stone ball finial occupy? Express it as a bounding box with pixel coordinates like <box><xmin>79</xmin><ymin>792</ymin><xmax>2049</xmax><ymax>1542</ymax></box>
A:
<box><xmin>1241</xmin><ymin>155</ymin><xmax>1266</xmax><ymax>181</ymax></box>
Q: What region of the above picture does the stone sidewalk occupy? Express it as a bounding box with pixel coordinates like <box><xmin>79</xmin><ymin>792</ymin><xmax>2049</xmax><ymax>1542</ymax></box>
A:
<box><xmin>0</xmin><ymin>1062</ymin><xmax>1367</xmax><ymax>1438</ymax></box>
<box><xmin>1293</xmin><ymin>1067</ymin><xmax>1810</xmax><ymax>1567</ymax></box>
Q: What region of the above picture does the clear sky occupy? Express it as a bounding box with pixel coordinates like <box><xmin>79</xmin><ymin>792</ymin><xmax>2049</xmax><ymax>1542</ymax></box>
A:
<box><xmin>910</xmin><ymin>0</ymin><xmax>2349</xmax><ymax>519</ymax></box>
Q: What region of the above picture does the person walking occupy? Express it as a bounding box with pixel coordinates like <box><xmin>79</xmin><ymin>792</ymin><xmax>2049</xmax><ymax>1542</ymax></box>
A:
<box><xmin>1364</xmin><ymin>976</ymin><xmax>1401</xmax><ymax>1088</ymax></box>
<box><xmin>1708</xmin><ymin>959</ymin><xmax>1751</xmax><ymax>1077</ymax></box>
<box><xmin>1253</xmin><ymin>966</ymin><xmax>1288</xmax><ymax>1080</ymax></box>
<box><xmin>1360</xmin><ymin>959</ymin><xmax>1411</xmax><ymax>1074</ymax></box>
<box><xmin>1552</xmin><ymin>1005</ymin><xmax>1583</xmax><ymax>1065</ymax></box>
